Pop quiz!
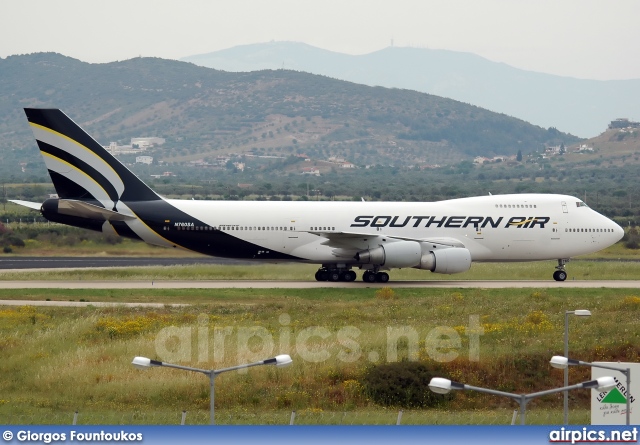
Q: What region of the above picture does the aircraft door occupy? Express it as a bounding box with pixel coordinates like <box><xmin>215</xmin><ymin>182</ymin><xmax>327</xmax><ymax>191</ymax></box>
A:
<box><xmin>282</xmin><ymin>217</ymin><xmax>299</xmax><ymax>251</ymax></box>
<box><xmin>470</xmin><ymin>221</ymin><xmax>484</xmax><ymax>240</ymax></box>
<box><xmin>562</xmin><ymin>201</ymin><xmax>568</xmax><ymax>213</ymax></box>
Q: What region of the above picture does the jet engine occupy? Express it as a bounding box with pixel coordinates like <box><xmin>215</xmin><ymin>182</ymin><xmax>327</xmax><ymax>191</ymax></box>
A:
<box><xmin>355</xmin><ymin>241</ymin><xmax>472</xmax><ymax>274</ymax></box>
<box><xmin>354</xmin><ymin>241</ymin><xmax>422</xmax><ymax>268</ymax></box>
<box><xmin>415</xmin><ymin>247</ymin><xmax>472</xmax><ymax>274</ymax></box>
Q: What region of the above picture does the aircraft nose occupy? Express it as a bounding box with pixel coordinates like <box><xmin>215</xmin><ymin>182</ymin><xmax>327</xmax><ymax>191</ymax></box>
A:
<box><xmin>612</xmin><ymin>221</ymin><xmax>625</xmax><ymax>242</ymax></box>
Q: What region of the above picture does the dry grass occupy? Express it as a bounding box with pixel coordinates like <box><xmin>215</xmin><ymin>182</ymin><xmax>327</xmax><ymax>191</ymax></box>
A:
<box><xmin>0</xmin><ymin>287</ymin><xmax>638</xmax><ymax>424</ymax></box>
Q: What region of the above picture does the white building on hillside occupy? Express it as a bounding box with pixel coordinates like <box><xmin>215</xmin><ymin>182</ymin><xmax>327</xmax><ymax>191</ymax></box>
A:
<box><xmin>136</xmin><ymin>156</ymin><xmax>153</xmax><ymax>165</ymax></box>
<box><xmin>131</xmin><ymin>137</ymin><xmax>165</xmax><ymax>148</ymax></box>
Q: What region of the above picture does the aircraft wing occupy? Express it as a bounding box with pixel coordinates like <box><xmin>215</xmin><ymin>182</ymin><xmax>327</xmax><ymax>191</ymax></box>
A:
<box><xmin>302</xmin><ymin>230</ymin><xmax>466</xmax><ymax>258</ymax></box>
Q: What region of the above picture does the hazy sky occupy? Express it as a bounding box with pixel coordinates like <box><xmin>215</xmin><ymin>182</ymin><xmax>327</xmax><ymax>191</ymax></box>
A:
<box><xmin>2</xmin><ymin>0</ymin><xmax>639</xmax><ymax>80</ymax></box>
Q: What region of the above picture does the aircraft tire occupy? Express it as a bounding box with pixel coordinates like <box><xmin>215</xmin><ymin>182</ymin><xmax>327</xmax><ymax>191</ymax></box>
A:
<box><xmin>343</xmin><ymin>270</ymin><xmax>356</xmax><ymax>282</ymax></box>
<box><xmin>328</xmin><ymin>271</ymin><xmax>342</xmax><ymax>282</ymax></box>
<box><xmin>376</xmin><ymin>272</ymin><xmax>390</xmax><ymax>283</ymax></box>
<box><xmin>315</xmin><ymin>269</ymin><xmax>328</xmax><ymax>281</ymax></box>
<box><xmin>363</xmin><ymin>271</ymin><xmax>376</xmax><ymax>283</ymax></box>
<box><xmin>553</xmin><ymin>270</ymin><xmax>567</xmax><ymax>281</ymax></box>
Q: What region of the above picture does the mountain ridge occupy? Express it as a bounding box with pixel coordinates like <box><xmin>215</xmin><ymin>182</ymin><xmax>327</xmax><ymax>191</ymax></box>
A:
<box><xmin>0</xmin><ymin>52</ymin><xmax>578</xmax><ymax>177</ymax></box>
<box><xmin>181</xmin><ymin>42</ymin><xmax>640</xmax><ymax>138</ymax></box>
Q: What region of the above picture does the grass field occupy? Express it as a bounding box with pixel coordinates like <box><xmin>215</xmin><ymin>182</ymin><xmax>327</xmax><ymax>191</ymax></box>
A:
<box><xmin>1</xmin><ymin>285</ymin><xmax>638</xmax><ymax>425</ymax></box>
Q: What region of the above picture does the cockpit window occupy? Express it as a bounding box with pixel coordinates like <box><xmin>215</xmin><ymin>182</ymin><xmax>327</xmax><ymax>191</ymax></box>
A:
<box><xmin>576</xmin><ymin>201</ymin><xmax>588</xmax><ymax>208</ymax></box>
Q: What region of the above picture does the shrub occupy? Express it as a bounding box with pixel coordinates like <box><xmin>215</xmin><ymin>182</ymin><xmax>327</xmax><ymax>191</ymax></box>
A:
<box><xmin>375</xmin><ymin>287</ymin><xmax>396</xmax><ymax>300</ymax></box>
<box><xmin>625</xmin><ymin>239</ymin><xmax>639</xmax><ymax>249</ymax></box>
<box><xmin>1</xmin><ymin>234</ymin><xmax>25</xmax><ymax>248</ymax></box>
<box><xmin>620</xmin><ymin>296</ymin><xmax>640</xmax><ymax>310</ymax></box>
<box><xmin>361</xmin><ymin>361</ymin><xmax>453</xmax><ymax>408</ymax></box>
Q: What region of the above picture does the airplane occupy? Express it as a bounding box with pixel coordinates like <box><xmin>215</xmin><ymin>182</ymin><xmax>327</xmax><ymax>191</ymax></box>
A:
<box><xmin>10</xmin><ymin>108</ymin><xmax>625</xmax><ymax>283</ymax></box>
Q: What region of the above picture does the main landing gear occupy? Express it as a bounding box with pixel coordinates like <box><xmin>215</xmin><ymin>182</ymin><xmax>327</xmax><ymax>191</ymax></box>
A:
<box><xmin>314</xmin><ymin>267</ymin><xmax>389</xmax><ymax>283</ymax></box>
<box><xmin>362</xmin><ymin>270</ymin><xmax>389</xmax><ymax>283</ymax></box>
<box><xmin>553</xmin><ymin>259</ymin><xmax>569</xmax><ymax>282</ymax></box>
<box><xmin>315</xmin><ymin>268</ymin><xmax>357</xmax><ymax>282</ymax></box>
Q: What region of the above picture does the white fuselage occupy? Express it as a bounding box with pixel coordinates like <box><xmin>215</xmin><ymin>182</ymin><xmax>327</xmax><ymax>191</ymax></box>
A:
<box><xmin>165</xmin><ymin>193</ymin><xmax>624</xmax><ymax>263</ymax></box>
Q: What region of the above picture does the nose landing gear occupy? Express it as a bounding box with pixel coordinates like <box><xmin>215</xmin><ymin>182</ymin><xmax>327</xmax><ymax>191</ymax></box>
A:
<box><xmin>553</xmin><ymin>259</ymin><xmax>569</xmax><ymax>281</ymax></box>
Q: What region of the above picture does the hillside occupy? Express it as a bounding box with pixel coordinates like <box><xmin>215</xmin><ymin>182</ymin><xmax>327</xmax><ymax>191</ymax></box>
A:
<box><xmin>182</xmin><ymin>42</ymin><xmax>640</xmax><ymax>138</ymax></box>
<box><xmin>0</xmin><ymin>52</ymin><xmax>578</xmax><ymax>179</ymax></box>
<box><xmin>576</xmin><ymin>128</ymin><xmax>640</xmax><ymax>158</ymax></box>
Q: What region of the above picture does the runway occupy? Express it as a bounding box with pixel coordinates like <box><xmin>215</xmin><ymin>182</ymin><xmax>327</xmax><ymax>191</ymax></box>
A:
<box><xmin>0</xmin><ymin>299</ymin><xmax>187</xmax><ymax>307</ymax></box>
<box><xmin>1</xmin><ymin>256</ymin><xmax>639</xmax><ymax>292</ymax></box>
<box><xmin>1</xmin><ymin>279</ymin><xmax>639</xmax><ymax>289</ymax></box>
<box><xmin>0</xmin><ymin>256</ymin><xmax>252</xmax><ymax>269</ymax></box>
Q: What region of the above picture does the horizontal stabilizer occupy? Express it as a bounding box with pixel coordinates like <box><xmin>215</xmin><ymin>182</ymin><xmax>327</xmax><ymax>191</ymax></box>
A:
<box><xmin>8</xmin><ymin>199</ymin><xmax>42</xmax><ymax>211</ymax></box>
<box><xmin>57</xmin><ymin>199</ymin><xmax>136</xmax><ymax>222</ymax></box>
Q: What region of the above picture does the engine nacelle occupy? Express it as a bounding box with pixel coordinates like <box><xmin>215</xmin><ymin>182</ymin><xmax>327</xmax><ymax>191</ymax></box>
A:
<box><xmin>354</xmin><ymin>241</ymin><xmax>422</xmax><ymax>268</ymax></box>
<box><xmin>416</xmin><ymin>247</ymin><xmax>472</xmax><ymax>274</ymax></box>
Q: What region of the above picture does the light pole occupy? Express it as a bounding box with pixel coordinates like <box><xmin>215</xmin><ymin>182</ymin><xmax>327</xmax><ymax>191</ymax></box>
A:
<box><xmin>428</xmin><ymin>376</ymin><xmax>615</xmax><ymax>425</ymax></box>
<box><xmin>551</xmin><ymin>355</ymin><xmax>631</xmax><ymax>425</ymax></box>
<box><xmin>132</xmin><ymin>355</ymin><xmax>293</xmax><ymax>425</ymax></box>
<box><xmin>564</xmin><ymin>309</ymin><xmax>591</xmax><ymax>424</ymax></box>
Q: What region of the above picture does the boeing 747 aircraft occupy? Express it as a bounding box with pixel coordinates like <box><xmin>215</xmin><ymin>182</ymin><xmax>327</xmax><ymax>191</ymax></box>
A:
<box><xmin>11</xmin><ymin>109</ymin><xmax>624</xmax><ymax>282</ymax></box>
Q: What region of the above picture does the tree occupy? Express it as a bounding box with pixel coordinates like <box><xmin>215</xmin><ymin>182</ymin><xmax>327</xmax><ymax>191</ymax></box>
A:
<box><xmin>516</xmin><ymin>149</ymin><xmax>523</xmax><ymax>162</ymax></box>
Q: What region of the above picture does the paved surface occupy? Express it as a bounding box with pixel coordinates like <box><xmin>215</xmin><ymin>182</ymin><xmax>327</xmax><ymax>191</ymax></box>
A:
<box><xmin>0</xmin><ymin>256</ymin><xmax>253</xmax><ymax>270</ymax></box>
<box><xmin>0</xmin><ymin>299</ymin><xmax>186</xmax><ymax>307</ymax></box>
<box><xmin>1</xmin><ymin>280</ymin><xmax>639</xmax><ymax>289</ymax></box>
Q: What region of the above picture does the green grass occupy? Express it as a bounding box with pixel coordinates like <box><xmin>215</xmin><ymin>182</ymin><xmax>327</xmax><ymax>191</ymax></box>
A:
<box><xmin>0</xmin><ymin>408</ymin><xmax>586</xmax><ymax>426</ymax></box>
<box><xmin>0</xmin><ymin>287</ymin><xmax>638</xmax><ymax>425</ymax></box>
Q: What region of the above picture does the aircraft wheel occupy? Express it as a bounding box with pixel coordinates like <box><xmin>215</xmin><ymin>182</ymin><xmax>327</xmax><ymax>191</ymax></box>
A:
<box><xmin>315</xmin><ymin>269</ymin><xmax>328</xmax><ymax>281</ymax></box>
<box><xmin>343</xmin><ymin>270</ymin><xmax>356</xmax><ymax>282</ymax></box>
<box><xmin>328</xmin><ymin>271</ymin><xmax>342</xmax><ymax>282</ymax></box>
<box><xmin>363</xmin><ymin>271</ymin><xmax>376</xmax><ymax>283</ymax></box>
<box><xmin>553</xmin><ymin>270</ymin><xmax>567</xmax><ymax>282</ymax></box>
<box><xmin>376</xmin><ymin>272</ymin><xmax>390</xmax><ymax>283</ymax></box>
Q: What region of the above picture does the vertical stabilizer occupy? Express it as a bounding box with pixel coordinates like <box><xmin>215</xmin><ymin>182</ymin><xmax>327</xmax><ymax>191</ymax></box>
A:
<box><xmin>24</xmin><ymin>108</ymin><xmax>160</xmax><ymax>208</ymax></box>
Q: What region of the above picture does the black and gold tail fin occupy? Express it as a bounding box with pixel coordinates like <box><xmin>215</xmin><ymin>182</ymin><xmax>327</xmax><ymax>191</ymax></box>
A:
<box><xmin>24</xmin><ymin>108</ymin><xmax>161</xmax><ymax>207</ymax></box>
